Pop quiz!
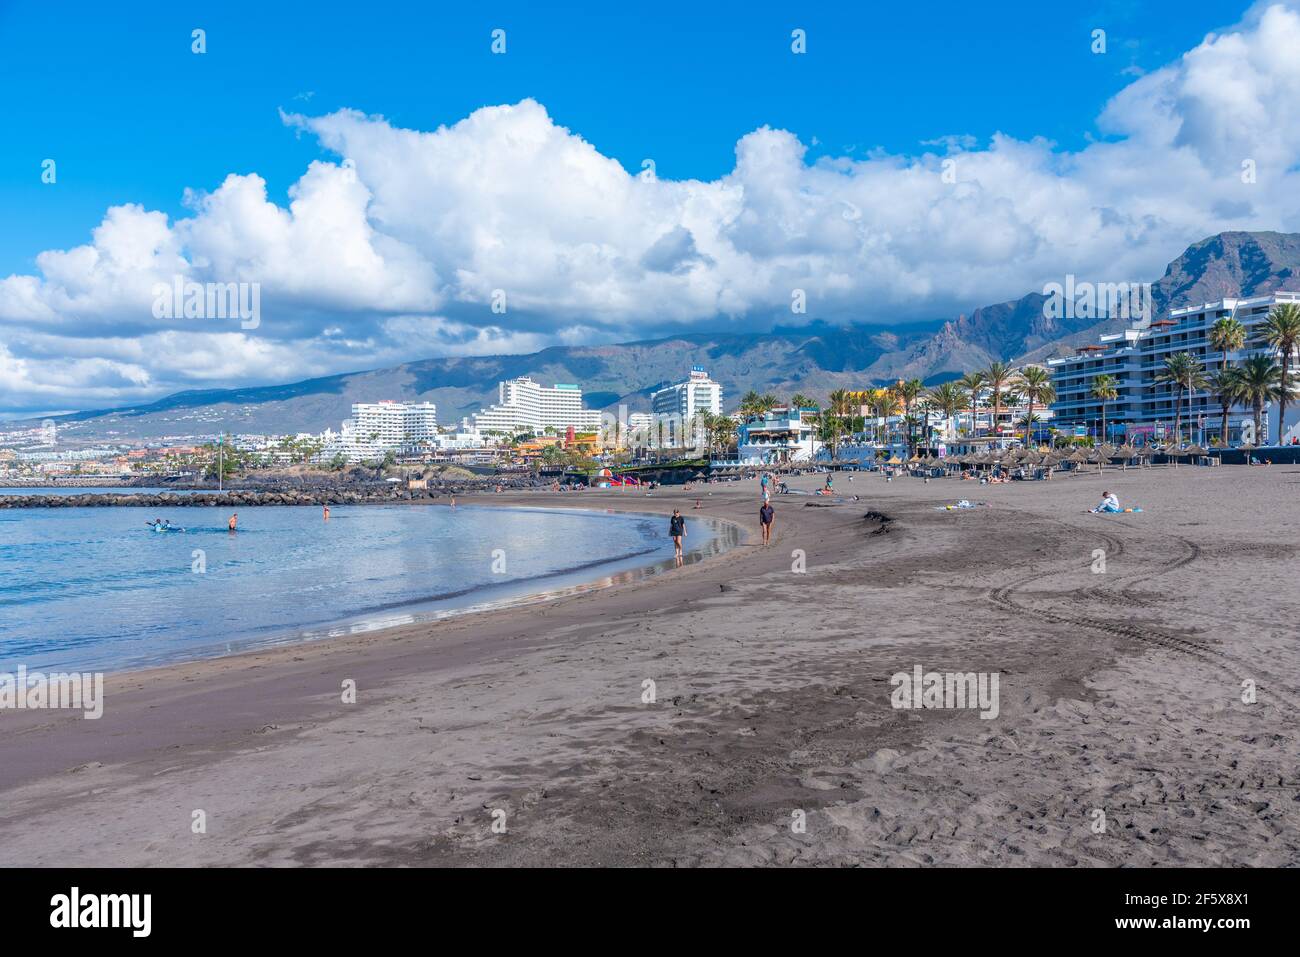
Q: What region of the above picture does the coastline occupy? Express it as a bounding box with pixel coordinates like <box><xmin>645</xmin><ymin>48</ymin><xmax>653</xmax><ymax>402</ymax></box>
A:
<box><xmin>1</xmin><ymin>469</ymin><xmax>1297</xmax><ymax>866</ymax></box>
<box><xmin>0</xmin><ymin>488</ymin><xmax>769</xmax><ymax>795</ymax></box>
<box><xmin>1</xmin><ymin>499</ymin><xmax>746</xmax><ymax>676</ymax></box>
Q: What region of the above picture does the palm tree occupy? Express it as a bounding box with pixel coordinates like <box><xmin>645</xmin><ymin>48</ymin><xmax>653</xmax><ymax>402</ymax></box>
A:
<box><xmin>1014</xmin><ymin>366</ymin><xmax>1055</xmax><ymax>447</ymax></box>
<box><xmin>738</xmin><ymin>390</ymin><xmax>764</xmax><ymax>418</ymax></box>
<box><xmin>1209</xmin><ymin>315</ymin><xmax>1247</xmax><ymax>373</ymax></box>
<box><xmin>703</xmin><ymin>411</ymin><xmax>734</xmax><ymax>458</ymax></box>
<box><xmin>1156</xmin><ymin>352</ymin><xmax>1208</xmax><ymax>445</ymax></box>
<box><xmin>1208</xmin><ymin>315</ymin><xmax>1246</xmax><ymax>445</ymax></box>
<box><xmin>1259</xmin><ymin>302</ymin><xmax>1300</xmax><ymax>444</ymax></box>
<box><xmin>892</xmin><ymin>378</ymin><xmax>924</xmax><ymax>455</ymax></box>
<box><xmin>984</xmin><ymin>361</ymin><xmax>1014</xmax><ymax>440</ymax></box>
<box><xmin>1090</xmin><ymin>374</ymin><xmax>1119</xmax><ymax>447</ymax></box>
<box><xmin>825</xmin><ymin>389</ymin><xmax>852</xmax><ymax>459</ymax></box>
<box><xmin>866</xmin><ymin>389</ymin><xmax>894</xmax><ymax>446</ymax></box>
<box><xmin>790</xmin><ymin>392</ymin><xmax>817</xmax><ymax>412</ymax></box>
<box><xmin>1207</xmin><ymin>368</ymin><xmax>1244</xmax><ymax>447</ymax></box>
<box><xmin>694</xmin><ymin>411</ymin><xmax>712</xmax><ymax>457</ymax></box>
<box><xmin>1233</xmin><ymin>355</ymin><xmax>1288</xmax><ymax>446</ymax></box>
<box><xmin>927</xmin><ymin>381</ymin><xmax>967</xmax><ymax>441</ymax></box>
<box><xmin>713</xmin><ymin>415</ymin><xmax>737</xmax><ymax>454</ymax></box>
<box><xmin>959</xmin><ymin>371</ymin><xmax>987</xmax><ymax>436</ymax></box>
<box><xmin>814</xmin><ymin>412</ymin><xmax>838</xmax><ymax>461</ymax></box>
<box><xmin>1016</xmin><ymin>412</ymin><xmax>1041</xmax><ymax>440</ymax></box>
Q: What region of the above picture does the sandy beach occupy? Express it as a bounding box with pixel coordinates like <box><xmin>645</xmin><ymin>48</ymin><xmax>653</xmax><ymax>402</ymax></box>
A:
<box><xmin>1</xmin><ymin>465</ymin><xmax>1297</xmax><ymax>867</ymax></box>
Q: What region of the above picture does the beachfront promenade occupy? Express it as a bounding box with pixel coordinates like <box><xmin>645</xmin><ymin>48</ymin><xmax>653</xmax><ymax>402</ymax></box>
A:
<box><xmin>0</xmin><ymin>466</ymin><xmax>1296</xmax><ymax>866</ymax></box>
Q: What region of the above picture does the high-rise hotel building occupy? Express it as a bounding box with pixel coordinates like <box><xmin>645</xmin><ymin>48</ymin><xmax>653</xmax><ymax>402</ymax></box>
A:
<box><xmin>650</xmin><ymin>366</ymin><xmax>723</xmax><ymax>447</ymax></box>
<box><xmin>326</xmin><ymin>400</ymin><xmax>438</xmax><ymax>461</ymax></box>
<box><xmin>1048</xmin><ymin>291</ymin><xmax>1300</xmax><ymax>444</ymax></box>
<box><xmin>464</xmin><ymin>377</ymin><xmax>603</xmax><ymax>436</ymax></box>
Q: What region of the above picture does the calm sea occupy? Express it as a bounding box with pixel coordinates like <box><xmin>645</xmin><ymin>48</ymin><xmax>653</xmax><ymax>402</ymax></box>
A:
<box><xmin>0</xmin><ymin>503</ymin><xmax>732</xmax><ymax>672</ymax></box>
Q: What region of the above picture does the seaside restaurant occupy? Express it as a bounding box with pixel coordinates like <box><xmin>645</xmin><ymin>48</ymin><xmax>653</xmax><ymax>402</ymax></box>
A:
<box><xmin>712</xmin><ymin>406</ymin><xmax>821</xmax><ymax>468</ymax></box>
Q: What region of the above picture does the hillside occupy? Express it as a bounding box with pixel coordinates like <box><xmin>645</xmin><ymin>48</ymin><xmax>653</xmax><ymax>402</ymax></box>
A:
<box><xmin>38</xmin><ymin>231</ymin><xmax>1300</xmax><ymax>442</ymax></box>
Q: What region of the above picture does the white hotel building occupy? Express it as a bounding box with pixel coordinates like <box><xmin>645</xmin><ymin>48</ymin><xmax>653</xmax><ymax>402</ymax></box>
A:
<box><xmin>1048</xmin><ymin>291</ymin><xmax>1300</xmax><ymax>445</ymax></box>
<box><xmin>463</xmin><ymin>377</ymin><xmax>603</xmax><ymax>437</ymax></box>
<box><xmin>650</xmin><ymin>366</ymin><xmax>723</xmax><ymax>447</ymax></box>
<box><xmin>324</xmin><ymin>400</ymin><xmax>438</xmax><ymax>461</ymax></box>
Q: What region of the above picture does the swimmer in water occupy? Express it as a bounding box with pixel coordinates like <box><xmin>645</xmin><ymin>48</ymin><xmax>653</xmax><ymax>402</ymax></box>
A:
<box><xmin>228</xmin><ymin>513</ymin><xmax>238</xmax><ymax>531</ymax></box>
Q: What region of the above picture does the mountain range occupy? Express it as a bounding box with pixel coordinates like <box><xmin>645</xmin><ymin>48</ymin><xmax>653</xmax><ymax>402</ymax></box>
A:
<box><xmin>36</xmin><ymin>231</ymin><xmax>1300</xmax><ymax>442</ymax></box>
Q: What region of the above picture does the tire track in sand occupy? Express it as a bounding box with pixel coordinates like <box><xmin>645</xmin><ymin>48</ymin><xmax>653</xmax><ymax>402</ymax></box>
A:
<box><xmin>977</xmin><ymin>507</ymin><xmax>1300</xmax><ymax>716</ymax></box>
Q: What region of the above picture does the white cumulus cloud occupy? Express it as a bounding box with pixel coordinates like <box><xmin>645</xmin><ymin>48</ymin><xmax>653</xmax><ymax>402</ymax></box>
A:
<box><xmin>6</xmin><ymin>3</ymin><xmax>1300</xmax><ymax>414</ymax></box>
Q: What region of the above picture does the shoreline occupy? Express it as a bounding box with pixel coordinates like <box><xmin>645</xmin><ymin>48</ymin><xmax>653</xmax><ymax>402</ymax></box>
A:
<box><xmin>1</xmin><ymin>469</ymin><xmax>1297</xmax><ymax>866</ymax></box>
<box><xmin>4</xmin><ymin>500</ymin><xmax>747</xmax><ymax>678</ymax></box>
<box><xmin>0</xmin><ymin>489</ymin><xmax>771</xmax><ymax>796</ymax></box>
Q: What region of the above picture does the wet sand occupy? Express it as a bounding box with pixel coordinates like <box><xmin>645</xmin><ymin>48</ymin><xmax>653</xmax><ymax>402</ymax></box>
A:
<box><xmin>1</xmin><ymin>465</ymin><xmax>1297</xmax><ymax>866</ymax></box>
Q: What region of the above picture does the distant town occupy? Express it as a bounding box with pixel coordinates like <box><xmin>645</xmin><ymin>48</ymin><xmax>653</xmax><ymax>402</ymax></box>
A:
<box><xmin>5</xmin><ymin>292</ymin><xmax>1300</xmax><ymax>484</ymax></box>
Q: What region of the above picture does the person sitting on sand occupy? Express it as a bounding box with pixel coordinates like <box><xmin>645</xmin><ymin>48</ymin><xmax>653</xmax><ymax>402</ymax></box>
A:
<box><xmin>1091</xmin><ymin>490</ymin><xmax>1121</xmax><ymax>513</ymax></box>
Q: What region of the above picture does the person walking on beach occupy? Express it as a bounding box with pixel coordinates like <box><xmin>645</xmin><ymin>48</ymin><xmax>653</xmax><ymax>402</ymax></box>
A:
<box><xmin>759</xmin><ymin>501</ymin><xmax>774</xmax><ymax>545</ymax></box>
<box><xmin>669</xmin><ymin>508</ymin><xmax>686</xmax><ymax>566</ymax></box>
<box><xmin>227</xmin><ymin>513</ymin><xmax>238</xmax><ymax>532</ymax></box>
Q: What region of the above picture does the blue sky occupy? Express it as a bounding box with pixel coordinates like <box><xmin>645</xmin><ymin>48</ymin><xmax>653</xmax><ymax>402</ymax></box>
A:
<box><xmin>3</xmin><ymin>0</ymin><xmax>1296</xmax><ymax>415</ymax></box>
<box><xmin>0</xmin><ymin>0</ymin><xmax>1229</xmax><ymax>275</ymax></box>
